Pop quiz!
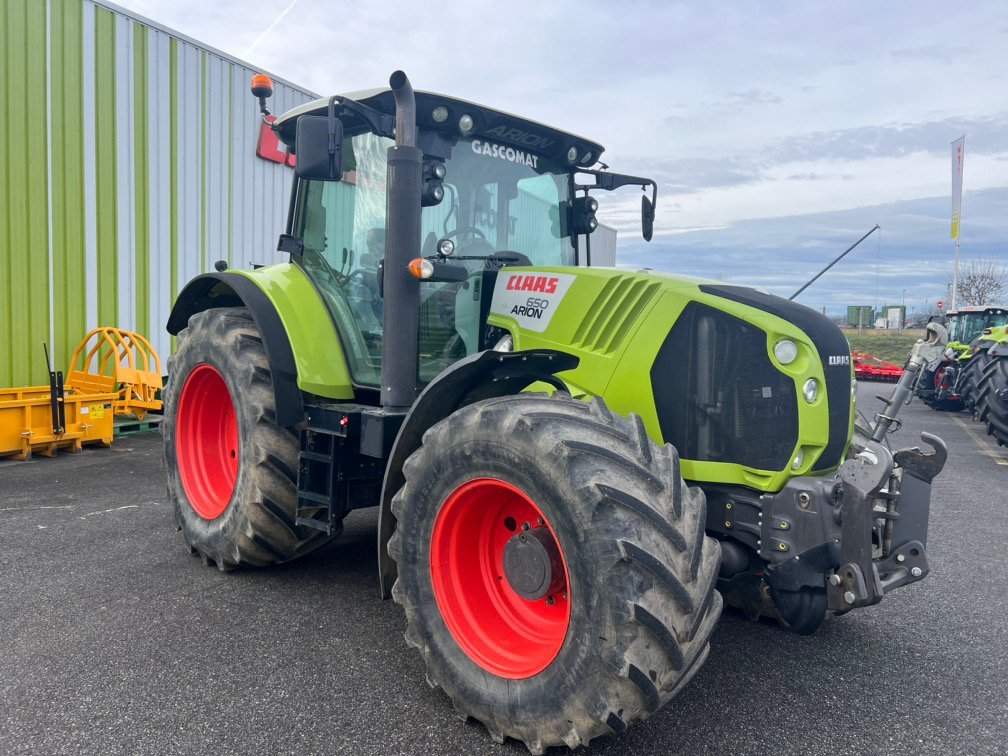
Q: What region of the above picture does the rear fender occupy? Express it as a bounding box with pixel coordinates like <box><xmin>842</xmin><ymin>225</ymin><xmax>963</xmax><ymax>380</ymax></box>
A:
<box><xmin>168</xmin><ymin>272</ymin><xmax>304</xmax><ymax>427</ymax></box>
<box><xmin>377</xmin><ymin>349</ymin><xmax>579</xmax><ymax>598</ymax></box>
<box><xmin>167</xmin><ymin>265</ymin><xmax>355</xmax><ymax>426</ymax></box>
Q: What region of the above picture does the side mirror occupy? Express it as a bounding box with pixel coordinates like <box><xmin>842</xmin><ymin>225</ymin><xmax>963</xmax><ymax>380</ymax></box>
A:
<box><xmin>642</xmin><ymin>195</ymin><xmax>655</xmax><ymax>242</ymax></box>
<box><xmin>295</xmin><ymin>113</ymin><xmax>343</xmax><ymax>181</ymax></box>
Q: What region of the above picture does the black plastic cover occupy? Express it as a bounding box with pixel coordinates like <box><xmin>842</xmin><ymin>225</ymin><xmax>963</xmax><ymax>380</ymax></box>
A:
<box><xmin>699</xmin><ymin>284</ymin><xmax>853</xmax><ymax>472</ymax></box>
<box><xmin>651</xmin><ymin>301</ymin><xmax>799</xmax><ymax>471</ymax></box>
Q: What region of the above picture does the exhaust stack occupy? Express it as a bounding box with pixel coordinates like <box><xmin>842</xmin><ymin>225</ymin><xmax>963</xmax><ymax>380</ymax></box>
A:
<box><xmin>380</xmin><ymin>71</ymin><xmax>423</xmax><ymax>410</ymax></box>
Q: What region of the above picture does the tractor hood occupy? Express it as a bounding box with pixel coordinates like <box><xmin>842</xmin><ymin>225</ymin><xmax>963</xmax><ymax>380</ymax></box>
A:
<box><xmin>273</xmin><ymin>88</ymin><xmax>605</xmax><ymax>168</ymax></box>
<box><xmin>486</xmin><ymin>267</ymin><xmax>855</xmax><ymax>492</ymax></box>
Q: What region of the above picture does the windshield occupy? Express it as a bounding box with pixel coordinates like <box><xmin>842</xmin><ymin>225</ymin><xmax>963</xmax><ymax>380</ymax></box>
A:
<box><xmin>959</xmin><ymin>313</ymin><xmax>989</xmax><ymax>343</ymax></box>
<box><xmin>295</xmin><ymin>131</ymin><xmax>574</xmax><ymax>388</ymax></box>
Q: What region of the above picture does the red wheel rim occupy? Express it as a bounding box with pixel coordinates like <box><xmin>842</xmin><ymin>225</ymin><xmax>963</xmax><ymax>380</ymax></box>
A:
<box><xmin>429</xmin><ymin>478</ymin><xmax>570</xmax><ymax>679</ymax></box>
<box><xmin>176</xmin><ymin>364</ymin><xmax>239</xmax><ymax>520</ymax></box>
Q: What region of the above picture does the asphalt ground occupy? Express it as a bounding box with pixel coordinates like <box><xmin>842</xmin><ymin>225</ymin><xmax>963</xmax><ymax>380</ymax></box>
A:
<box><xmin>2</xmin><ymin>386</ymin><xmax>1006</xmax><ymax>755</ymax></box>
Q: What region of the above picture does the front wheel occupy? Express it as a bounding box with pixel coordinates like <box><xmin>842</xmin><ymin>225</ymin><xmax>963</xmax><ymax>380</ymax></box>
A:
<box><xmin>388</xmin><ymin>393</ymin><xmax>722</xmax><ymax>753</ymax></box>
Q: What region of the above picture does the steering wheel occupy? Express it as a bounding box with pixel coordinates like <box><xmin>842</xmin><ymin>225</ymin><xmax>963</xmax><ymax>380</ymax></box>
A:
<box><xmin>444</xmin><ymin>226</ymin><xmax>486</xmax><ymax>242</ymax></box>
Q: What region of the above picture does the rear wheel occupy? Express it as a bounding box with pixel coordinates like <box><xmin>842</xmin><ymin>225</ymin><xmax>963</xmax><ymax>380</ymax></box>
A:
<box><xmin>162</xmin><ymin>307</ymin><xmax>334</xmax><ymax>569</ymax></box>
<box><xmin>957</xmin><ymin>352</ymin><xmax>990</xmax><ymax>413</ymax></box>
<box><xmin>977</xmin><ymin>355</ymin><xmax>1008</xmax><ymax>447</ymax></box>
<box><xmin>388</xmin><ymin>393</ymin><xmax>722</xmax><ymax>753</ymax></box>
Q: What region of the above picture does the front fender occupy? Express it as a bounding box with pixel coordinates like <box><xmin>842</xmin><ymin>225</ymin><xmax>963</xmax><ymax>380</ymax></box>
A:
<box><xmin>376</xmin><ymin>349</ymin><xmax>579</xmax><ymax>598</ymax></box>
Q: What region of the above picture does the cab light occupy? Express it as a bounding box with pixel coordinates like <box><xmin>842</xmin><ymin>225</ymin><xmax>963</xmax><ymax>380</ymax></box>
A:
<box><xmin>250</xmin><ymin>74</ymin><xmax>273</xmax><ymax>98</ymax></box>
<box><xmin>432</xmin><ymin>106</ymin><xmax>449</xmax><ymax>123</ymax></box>
<box><xmin>458</xmin><ymin>114</ymin><xmax>474</xmax><ymax>134</ymax></box>
<box><xmin>408</xmin><ymin>258</ymin><xmax>434</xmax><ymax>279</ymax></box>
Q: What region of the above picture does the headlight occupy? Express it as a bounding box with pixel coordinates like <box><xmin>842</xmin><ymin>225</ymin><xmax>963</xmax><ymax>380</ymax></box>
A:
<box><xmin>802</xmin><ymin>378</ymin><xmax>819</xmax><ymax>403</ymax></box>
<box><xmin>791</xmin><ymin>448</ymin><xmax>804</xmax><ymax>470</ymax></box>
<box><xmin>774</xmin><ymin>339</ymin><xmax>798</xmax><ymax>365</ymax></box>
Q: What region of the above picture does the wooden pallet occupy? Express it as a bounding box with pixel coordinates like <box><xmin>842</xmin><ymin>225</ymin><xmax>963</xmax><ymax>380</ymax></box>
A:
<box><xmin>113</xmin><ymin>414</ymin><xmax>163</xmax><ymax>436</ymax></box>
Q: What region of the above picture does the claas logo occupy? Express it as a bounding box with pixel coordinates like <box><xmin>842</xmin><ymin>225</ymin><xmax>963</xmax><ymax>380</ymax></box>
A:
<box><xmin>505</xmin><ymin>275</ymin><xmax>560</xmax><ymax>294</ymax></box>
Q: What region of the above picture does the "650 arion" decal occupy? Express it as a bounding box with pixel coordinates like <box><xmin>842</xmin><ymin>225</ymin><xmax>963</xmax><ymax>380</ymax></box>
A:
<box><xmin>490</xmin><ymin>273</ymin><xmax>576</xmax><ymax>332</ymax></box>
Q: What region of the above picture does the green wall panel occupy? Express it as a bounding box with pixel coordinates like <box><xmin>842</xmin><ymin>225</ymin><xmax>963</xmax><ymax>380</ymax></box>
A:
<box><xmin>93</xmin><ymin>5</ymin><xmax>117</xmax><ymax>333</ymax></box>
<box><xmin>133</xmin><ymin>20</ymin><xmax>149</xmax><ymax>338</ymax></box>
<box><xmin>0</xmin><ymin>0</ymin><xmax>50</xmax><ymax>386</ymax></box>
<box><xmin>50</xmin><ymin>0</ymin><xmax>87</xmax><ymax>369</ymax></box>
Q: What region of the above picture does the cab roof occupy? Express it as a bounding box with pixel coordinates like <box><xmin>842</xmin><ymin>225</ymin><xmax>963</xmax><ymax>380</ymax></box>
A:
<box><xmin>273</xmin><ymin>87</ymin><xmax>605</xmax><ymax>169</ymax></box>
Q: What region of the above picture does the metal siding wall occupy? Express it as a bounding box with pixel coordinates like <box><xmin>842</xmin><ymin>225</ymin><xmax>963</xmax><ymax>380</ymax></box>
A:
<box><xmin>585</xmin><ymin>224</ymin><xmax>617</xmax><ymax>267</ymax></box>
<box><xmin>176</xmin><ymin>41</ymin><xmax>203</xmax><ymax>298</ymax></box>
<box><xmin>0</xmin><ymin>0</ymin><xmax>50</xmax><ymax>387</ymax></box>
<box><xmin>148</xmin><ymin>29</ymin><xmax>172</xmax><ymax>363</ymax></box>
<box><xmin>204</xmin><ymin>55</ymin><xmax>228</xmax><ymax>274</ymax></box>
<box><xmin>114</xmin><ymin>11</ymin><xmax>135</xmax><ymax>334</ymax></box>
<box><xmin>2</xmin><ymin>0</ymin><xmax>315</xmax><ymax>384</ymax></box>
<box><xmin>49</xmin><ymin>0</ymin><xmax>87</xmax><ymax>369</ymax></box>
<box><xmin>82</xmin><ymin>1</ymin><xmax>98</xmax><ymax>333</ymax></box>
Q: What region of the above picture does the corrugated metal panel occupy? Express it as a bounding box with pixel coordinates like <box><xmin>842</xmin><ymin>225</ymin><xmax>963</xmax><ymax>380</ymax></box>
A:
<box><xmin>49</xmin><ymin>0</ymin><xmax>87</xmax><ymax>370</ymax></box>
<box><xmin>0</xmin><ymin>0</ymin><xmax>50</xmax><ymax>387</ymax></box>
<box><xmin>580</xmin><ymin>223</ymin><xmax>617</xmax><ymax>267</ymax></box>
<box><xmin>0</xmin><ymin>0</ymin><xmax>317</xmax><ymax>383</ymax></box>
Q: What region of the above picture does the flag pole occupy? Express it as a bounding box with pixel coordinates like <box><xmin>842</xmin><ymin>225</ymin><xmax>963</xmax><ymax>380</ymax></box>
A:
<box><xmin>950</xmin><ymin>135</ymin><xmax>965</xmax><ymax>309</ymax></box>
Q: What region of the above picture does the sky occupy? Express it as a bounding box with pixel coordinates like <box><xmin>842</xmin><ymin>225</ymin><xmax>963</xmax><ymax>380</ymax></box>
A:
<box><xmin>114</xmin><ymin>0</ymin><xmax>1008</xmax><ymax>315</ymax></box>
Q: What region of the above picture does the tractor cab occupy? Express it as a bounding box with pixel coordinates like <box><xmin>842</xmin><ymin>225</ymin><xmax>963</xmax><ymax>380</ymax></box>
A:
<box><xmin>271</xmin><ymin>85</ymin><xmax>654</xmax><ymax>392</ymax></box>
<box><xmin>952</xmin><ymin>306</ymin><xmax>1008</xmax><ymax>346</ymax></box>
<box><xmin>268</xmin><ymin>86</ymin><xmax>657</xmax><ymax>393</ymax></box>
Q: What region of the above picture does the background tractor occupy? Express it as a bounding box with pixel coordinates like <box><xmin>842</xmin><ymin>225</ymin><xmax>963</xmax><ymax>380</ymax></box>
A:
<box><xmin>162</xmin><ymin>71</ymin><xmax>946</xmax><ymax>752</ymax></box>
<box><xmin>915</xmin><ymin>306</ymin><xmax>1008</xmax><ymax>411</ymax></box>
<box><xmin>952</xmin><ymin>306</ymin><xmax>1008</xmax><ymax>413</ymax></box>
<box><xmin>975</xmin><ymin>325</ymin><xmax>1008</xmax><ymax>447</ymax></box>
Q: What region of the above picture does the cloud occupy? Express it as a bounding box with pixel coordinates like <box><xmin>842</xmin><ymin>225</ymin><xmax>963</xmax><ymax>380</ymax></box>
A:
<box><xmin>727</xmin><ymin>88</ymin><xmax>783</xmax><ymax>105</ymax></box>
<box><xmin>648</xmin><ymin>157</ymin><xmax>763</xmax><ymax>193</ymax></box>
<box><xmin>890</xmin><ymin>44</ymin><xmax>970</xmax><ymax>64</ymax></box>
<box><xmin>767</xmin><ymin>114</ymin><xmax>1008</xmax><ymax>163</ymax></box>
<box><xmin>613</xmin><ymin>187</ymin><xmax>1008</xmax><ymax>311</ymax></box>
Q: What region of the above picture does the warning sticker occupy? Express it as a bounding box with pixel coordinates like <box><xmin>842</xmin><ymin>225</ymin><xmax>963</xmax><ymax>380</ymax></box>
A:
<box><xmin>90</xmin><ymin>405</ymin><xmax>105</xmax><ymax>419</ymax></box>
<box><xmin>490</xmin><ymin>272</ymin><xmax>576</xmax><ymax>332</ymax></box>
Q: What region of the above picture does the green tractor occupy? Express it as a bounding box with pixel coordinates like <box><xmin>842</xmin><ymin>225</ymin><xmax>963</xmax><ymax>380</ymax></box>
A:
<box><xmin>915</xmin><ymin>307</ymin><xmax>1007</xmax><ymax>411</ymax></box>
<box><xmin>162</xmin><ymin>71</ymin><xmax>947</xmax><ymax>752</ymax></box>
<box><xmin>975</xmin><ymin>324</ymin><xmax>1008</xmax><ymax>447</ymax></box>
<box><xmin>951</xmin><ymin>306</ymin><xmax>1008</xmax><ymax>412</ymax></box>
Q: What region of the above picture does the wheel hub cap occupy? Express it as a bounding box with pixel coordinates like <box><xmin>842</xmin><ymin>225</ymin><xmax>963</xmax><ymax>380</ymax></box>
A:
<box><xmin>503</xmin><ymin>528</ymin><xmax>565</xmax><ymax>601</ymax></box>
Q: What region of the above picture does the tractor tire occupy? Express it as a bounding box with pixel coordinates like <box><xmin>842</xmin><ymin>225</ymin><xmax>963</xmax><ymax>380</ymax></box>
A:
<box><xmin>162</xmin><ymin>307</ymin><xmax>333</xmax><ymax>570</ymax></box>
<box><xmin>977</xmin><ymin>355</ymin><xmax>1008</xmax><ymax>447</ymax></box>
<box><xmin>956</xmin><ymin>353</ymin><xmax>989</xmax><ymax>413</ymax></box>
<box><xmin>388</xmin><ymin>393</ymin><xmax>722</xmax><ymax>753</ymax></box>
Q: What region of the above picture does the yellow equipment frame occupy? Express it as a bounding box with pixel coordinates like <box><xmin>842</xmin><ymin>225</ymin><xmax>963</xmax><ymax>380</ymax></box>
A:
<box><xmin>0</xmin><ymin>328</ymin><xmax>163</xmax><ymax>461</ymax></box>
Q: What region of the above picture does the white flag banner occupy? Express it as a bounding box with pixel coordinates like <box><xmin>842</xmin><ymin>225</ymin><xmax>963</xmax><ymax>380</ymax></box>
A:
<box><xmin>951</xmin><ymin>136</ymin><xmax>964</xmax><ymax>239</ymax></box>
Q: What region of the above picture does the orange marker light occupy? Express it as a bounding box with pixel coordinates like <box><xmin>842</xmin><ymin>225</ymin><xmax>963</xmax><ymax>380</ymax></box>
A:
<box><xmin>251</xmin><ymin>74</ymin><xmax>274</xmax><ymax>99</ymax></box>
<box><xmin>408</xmin><ymin>258</ymin><xmax>434</xmax><ymax>279</ymax></box>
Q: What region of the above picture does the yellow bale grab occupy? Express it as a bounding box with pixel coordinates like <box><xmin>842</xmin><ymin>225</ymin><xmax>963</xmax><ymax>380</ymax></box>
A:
<box><xmin>0</xmin><ymin>328</ymin><xmax>163</xmax><ymax>461</ymax></box>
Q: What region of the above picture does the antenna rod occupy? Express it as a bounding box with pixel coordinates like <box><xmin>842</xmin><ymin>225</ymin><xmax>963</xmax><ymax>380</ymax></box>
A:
<box><xmin>790</xmin><ymin>225</ymin><xmax>880</xmax><ymax>301</ymax></box>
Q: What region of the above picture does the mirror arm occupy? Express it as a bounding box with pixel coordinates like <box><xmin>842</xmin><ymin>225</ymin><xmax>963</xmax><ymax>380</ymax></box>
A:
<box><xmin>330</xmin><ymin>96</ymin><xmax>396</xmax><ymax>140</ymax></box>
<box><xmin>576</xmin><ymin>170</ymin><xmax>658</xmax><ymax>210</ymax></box>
